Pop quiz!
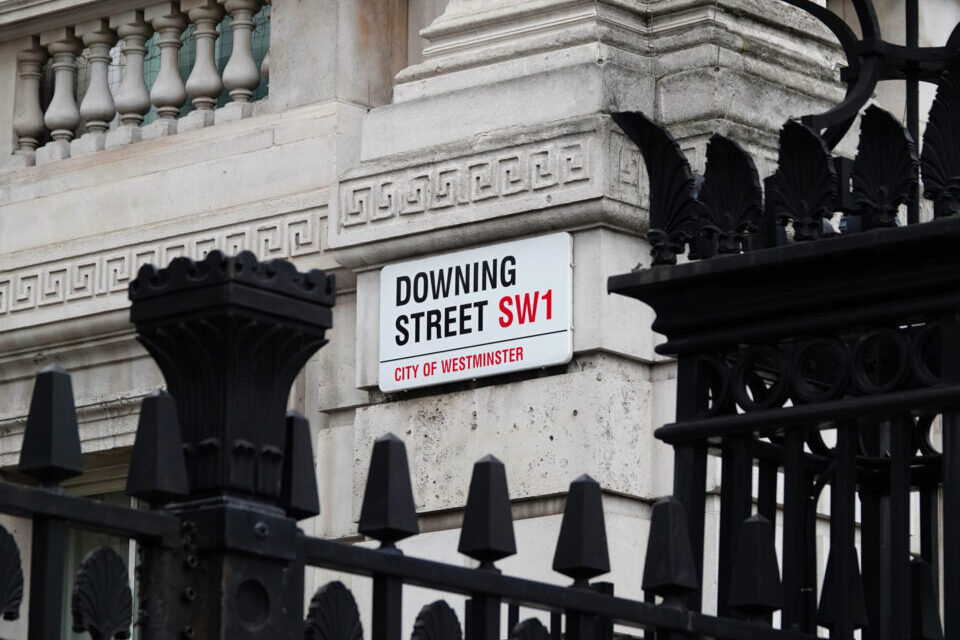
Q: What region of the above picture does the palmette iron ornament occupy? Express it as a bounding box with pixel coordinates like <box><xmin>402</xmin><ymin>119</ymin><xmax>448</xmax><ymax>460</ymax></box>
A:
<box><xmin>509</xmin><ymin>618</ymin><xmax>551</xmax><ymax>640</ymax></box>
<box><xmin>612</xmin><ymin>111</ymin><xmax>704</xmax><ymax>265</ymax></box>
<box><xmin>698</xmin><ymin>135</ymin><xmax>764</xmax><ymax>254</ymax></box>
<box><xmin>852</xmin><ymin>105</ymin><xmax>918</xmax><ymax>228</ymax></box>
<box><xmin>617</xmin><ymin>80</ymin><xmax>960</xmax><ymax>265</ymax></box>
<box><xmin>612</xmin><ymin>112</ymin><xmax>766</xmax><ymax>264</ymax></box>
<box><xmin>0</xmin><ymin>526</ymin><xmax>23</xmax><ymax>621</ymax></box>
<box><xmin>922</xmin><ymin>62</ymin><xmax>960</xmax><ymax>219</ymax></box>
<box><xmin>71</xmin><ymin>547</ymin><xmax>133</xmax><ymax>640</ymax></box>
<box><xmin>304</xmin><ymin>581</ymin><xmax>364</xmax><ymax>640</ymax></box>
<box><xmin>767</xmin><ymin>120</ymin><xmax>838</xmax><ymax>242</ymax></box>
<box><xmin>411</xmin><ymin>601</ymin><xmax>463</xmax><ymax>640</ymax></box>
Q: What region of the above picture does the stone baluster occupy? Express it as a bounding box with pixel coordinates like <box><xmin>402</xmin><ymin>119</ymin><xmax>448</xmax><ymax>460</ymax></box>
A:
<box><xmin>11</xmin><ymin>36</ymin><xmax>48</xmax><ymax>167</ymax></box>
<box><xmin>106</xmin><ymin>11</ymin><xmax>153</xmax><ymax>148</ymax></box>
<box><xmin>180</xmin><ymin>0</ymin><xmax>224</xmax><ymax>131</ymax></box>
<box><xmin>260</xmin><ymin>0</ymin><xmax>270</xmax><ymax>85</ymax></box>
<box><xmin>144</xmin><ymin>3</ymin><xmax>188</xmax><ymax>138</ymax></box>
<box><xmin>216</xmin><ymin>0</ymin><xmax>263</xmax><ymax>122</ymax></box>
<box><xmin>37</xmin><ymin>27</ymin><xmax>82</xmax><ymax>164</ymax></box>
<box><xmin>73</xmin><ymin>19</ymin><xmax>118</xmax><ymax>155</ymax></box>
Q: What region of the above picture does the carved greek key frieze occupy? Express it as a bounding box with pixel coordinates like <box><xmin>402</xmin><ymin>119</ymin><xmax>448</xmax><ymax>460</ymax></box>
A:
<box><xmin>338</xmin><ymin>135</ymin><xmax>593</xmax><ymax>228</ymax></box>
<box><xmin>0</xmin><ymin>211</ymin><xmax>323</xmax><ymax>319</ymax></box>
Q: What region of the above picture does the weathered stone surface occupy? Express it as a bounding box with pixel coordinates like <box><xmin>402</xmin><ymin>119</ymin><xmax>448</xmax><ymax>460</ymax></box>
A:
<box><xmin>350</xmin><ymin>354</ymin><xmax>669</xmax><ymax>516</ymax></box>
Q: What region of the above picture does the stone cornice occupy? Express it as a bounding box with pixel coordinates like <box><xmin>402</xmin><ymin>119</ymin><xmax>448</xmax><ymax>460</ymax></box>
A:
<box><xmin>327</xmin><ymin>115</ymin><xmax>650</xmax><ymax>268</ymax></box>
<box><xmin>0</xmin><ymin>195</ymin><xmax>330</xmax><ymax>335</ymax></box>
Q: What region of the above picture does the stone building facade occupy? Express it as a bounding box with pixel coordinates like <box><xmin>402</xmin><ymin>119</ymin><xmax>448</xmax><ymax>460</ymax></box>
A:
<box><xmin>0</xmin><ymin>0</ymin><xmax>956</xmax><ymax>637</ymax></box>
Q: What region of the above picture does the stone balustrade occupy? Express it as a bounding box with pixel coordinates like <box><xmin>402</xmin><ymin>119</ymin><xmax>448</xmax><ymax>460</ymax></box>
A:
<box><xmin>9</xmin><ymin>0</ymin><xmax>270</xmax><ymax>167</ymax></box>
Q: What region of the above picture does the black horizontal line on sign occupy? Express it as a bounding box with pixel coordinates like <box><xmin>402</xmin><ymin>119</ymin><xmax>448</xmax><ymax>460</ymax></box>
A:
<box><xmin>379</xmin><ymin>329</ymin><xmax>569</xmax><ymax>364</ymax></box>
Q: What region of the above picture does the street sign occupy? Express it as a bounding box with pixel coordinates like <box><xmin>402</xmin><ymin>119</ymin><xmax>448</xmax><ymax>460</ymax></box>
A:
<box><xmin>379</xmin><ymin>233</ymin><xmax>573</xmax><ymax>391</ymax></box>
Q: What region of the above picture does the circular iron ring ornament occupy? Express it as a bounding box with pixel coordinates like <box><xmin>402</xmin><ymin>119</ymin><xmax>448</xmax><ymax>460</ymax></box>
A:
<box><xmin>851</xmin><ymin>329</ymin><xmax>911</xmax><ymax>394</ymax></box>
<box><xmin>701</xmin><ymin>355</ymin><xmax>734</xmax><ymax>417</ymax></box>
<box><xmin>911</xmin><ymin>323</ymin><xmax>943</xmax><ymax>387</ymax></box>
<box><xmin>733</xmin><ymin>346</ymin><xmax>791</xmax><ymax>411</ymax></box>
<box><xmin>791</xmin><ymin>338</ymin><xmax>851</xmax><ymax>404</ymax></box>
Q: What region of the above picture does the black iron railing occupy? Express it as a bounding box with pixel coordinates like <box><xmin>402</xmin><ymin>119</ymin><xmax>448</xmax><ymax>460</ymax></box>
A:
<box><xmin>0</xmin><ymin>249</ymin><xmax>809</xmax><ymax>640</ymax></box>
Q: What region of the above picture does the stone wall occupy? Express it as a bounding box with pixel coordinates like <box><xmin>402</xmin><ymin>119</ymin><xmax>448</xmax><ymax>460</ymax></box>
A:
<box><xmin>0</xmin><ymin>0</ymin><xmax>937</xmax><ymax>636</ymax></box>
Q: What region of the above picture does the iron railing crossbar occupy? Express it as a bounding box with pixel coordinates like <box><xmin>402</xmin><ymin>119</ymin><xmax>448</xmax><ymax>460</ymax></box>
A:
<box><xmin>655</xmin><ymin>383</ymin><xmax>960</xmax><ymax>443</ymax></box>
<box><xmin>0</xmin><ymin>478</ymin><xmax>179</xmax><ymax>544</ymax></box>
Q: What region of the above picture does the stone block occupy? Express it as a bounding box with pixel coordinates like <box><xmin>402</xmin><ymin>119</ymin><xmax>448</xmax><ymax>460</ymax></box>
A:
<box><xmin>104</xmin><ymin>123</ymin><xmax>142</xmax><ymax>148</ymax></box>
<box><xmin>352</xmin><ymin>354</ymin><xmax>669</xmax><ymax>516</ymax></box>
<box><xmin>5</xmin><ymin>152</ymin><xmax>34</xmax><ymax>170</ymax></box>
<box><xmin>141</xmin><ymin>118</ymin><xmax>178</xmax><ymax>140</ymax></box>
<box><xmin>35</xmin><ymin>139</ymin><xmax>70</xmax><ymax>164</ymax></box>
<box><xmin>177</xmin><ymin>108</ymin><xmax>215</xmax><ymax>132</ymax></box>
<box><xmin>214</xmin><ymin>101</ymin><xmax>253</xmax><ymax>124</ymax></box>
<box><xmin>70</xmin><ymin>131</ymin><xmax>106</xmax><ymax>156</ymax></box>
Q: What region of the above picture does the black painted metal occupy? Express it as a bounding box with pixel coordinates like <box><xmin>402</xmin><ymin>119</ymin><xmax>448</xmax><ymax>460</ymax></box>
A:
<box><xmin>0</xmin><ymin>238</ymin><xmax>833</xmax><ymax>640</ymax></box>
<box><xmin>0</xmin><ymin>3</ymin><xmax>955</xmax><ymax>640</ymax></box>
<box><xmin>606</xmin><ymin>5</ymin><xmax>960</xmax><ymax>635</ymax></box>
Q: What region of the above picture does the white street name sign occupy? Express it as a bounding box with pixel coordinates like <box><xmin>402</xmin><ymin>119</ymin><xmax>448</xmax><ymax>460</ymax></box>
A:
<box><xmin>379</xmin><ymin>233</ymin><xmax>573</xmax><ymax>391</ymax></box>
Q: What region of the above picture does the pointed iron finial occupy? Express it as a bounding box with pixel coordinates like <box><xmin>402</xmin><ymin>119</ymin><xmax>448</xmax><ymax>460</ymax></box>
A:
<box><xmin>642</xmin><ymin>497</ymin><xmax>698</xmax><ymax>604</ymax></box>
<box><xmin>552</xmin><ymin>474</ymin><xmax>609</xmax><ymax>585</ymax></box>
<box><xmin>358</xmin><ymin>433</ymin><xmax>419</xmax><ymax>548</ymax></box>
<box><xmin>126</xmin><ymin>390</ymin><xmax>189</xmax><ymax>504</ymax></box>
<box><xmin>19</xmin><ymin>364</ymin><xmax>83</xmax><ymax>484</ymax></box>
<box><xmin>458</xmin><ymin>454</ymin><xmax>516</xmax><ymax>568</ymax></box>
<box><xmin>910</xmin><ymin>558</ymin><xmax>944</xmax><ymax>640</ymax></box>
<box><xmin>728</xmin><ymin>514</ymin><xmax>783</xmax><ymax>621</ymax></box>
<box><xmin>280</xmin><ymin>411</ymin><xmax>320</xmax><ymax>520</ymax></box>
<box><xmin>817</xmin><ymin>547</ymin><xmax>868</xmax><ymax>630</ymax></box>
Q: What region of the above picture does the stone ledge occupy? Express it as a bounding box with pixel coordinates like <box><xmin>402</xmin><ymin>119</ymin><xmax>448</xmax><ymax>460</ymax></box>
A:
<box><xmin>329</xmin><ymin>115</ymin><xmax>651</xmax><ymax>266</ymax></box>
<box><xmin>0</xmin><ymin>190</ymin><xmax>334</xmax><ymax>335</ymax></box>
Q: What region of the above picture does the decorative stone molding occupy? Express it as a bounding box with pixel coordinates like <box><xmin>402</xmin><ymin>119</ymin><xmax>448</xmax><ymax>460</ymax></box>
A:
<box><xmin>329</xmin><ymin>116</ymin><xmax>650</xmax><ymax>264</ymax></box>
<box><xmin>0</xmin><ymin>210</ymin><xmax>324</xmax><ymax>326</ymax></box>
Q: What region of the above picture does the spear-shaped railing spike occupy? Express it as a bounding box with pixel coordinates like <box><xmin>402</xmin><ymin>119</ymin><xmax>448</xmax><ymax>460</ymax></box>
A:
<box><xmin>552</xmin><ymin>474</ymin><xmax>609</xmax><ymax>586</ymax></box>
<box><xmin>358</xmin><ymin>433</ymin><xmax>419</xmax><ymax>549</ymax></box>
<box><xmin>19</xmin><ymin>364</ymin><xmax>83</xmax><ymax>484</ymax></box>
<box><xmin>125</xmin><ymin>390</ymin><xmax>189</xmax><ymax>505</ymax></box>
<box><xmin>910</xmin><ymin>557</ymin><xmax>944</xmax><ymax>640</ymax></box>
<box><xmin>458</xmin><ymin>454</ymin><xmax>516</xmax><ymax>570</ymax></box>
<box><xmin>279</xmin><ymin>410</ymin><xmax>320</xmax><ymax>520</ymax></box>
<box><xmin>817</xmin><ymin>546</ymin><xmax>868</xmax><ymax>630</ymax></box>
<box><xmin>727</xmin><ymin>514</ymin><xmax>783</xmax><ymax>623</ymax></box>
<box><xmin>641</xmin><ymin>497</ymin><xmax>698</xmax><ymax>607</ymax></box>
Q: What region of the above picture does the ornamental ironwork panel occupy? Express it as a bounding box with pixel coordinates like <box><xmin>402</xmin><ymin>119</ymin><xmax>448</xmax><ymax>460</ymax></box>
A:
<box><xmin>608</xmin><ymin>3</ymin><xmax>960</xmax><ymax>639</ymax></box>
